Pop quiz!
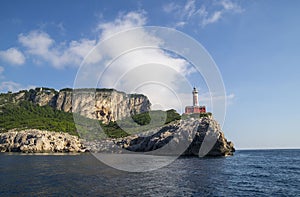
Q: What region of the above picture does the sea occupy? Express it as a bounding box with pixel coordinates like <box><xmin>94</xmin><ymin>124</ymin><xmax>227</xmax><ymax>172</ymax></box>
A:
<box><xmin>0</xmin><ymin>149</ymin><xmax>299</xmax><ymax>196</ymax></box>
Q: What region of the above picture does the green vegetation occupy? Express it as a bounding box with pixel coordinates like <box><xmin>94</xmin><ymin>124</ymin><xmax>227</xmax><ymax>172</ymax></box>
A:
<box><xmin>118</xmin><ymin>109</ymin><xmax>181</xmax><ymax>135</ymax></box>
<box><xmin>0</xmin><ymin>89</ymin><xmax>211</xmax><ymax>139</ymax></box>
<box><xmin>0</xmin><ymin>101</ymin><xmax>78</xmax><ymax>136</ymax></box>
<box><xmin>0</xmin><ymin>88</ymin><xmax>213</xmax><ymax>140</ymax></box>
<box><xmin>0</xmin><ymin>96</ymin><xmax>182</xmax><ymax>139</ymax></box>
<box><xmin>75</xmin><ymin>109</ymin><xmax>182</xmax><ymax>139</ymax></box>
<box><xmin>35</xmin><ymin>87</ymin><xmax>57</xmax><ymax>92</ymax></box>
<box><xmin>59</xmin><ymin>88</ymin><xmax>73</xmax><ymax>92</ymax></box>
<box><xmin>131</xmin><ymin>109</ymin><xmax>180</xmax><ymax>125</ymax></box>
<box><xmin>165</xmin><ymin>109</ymin><xmax>181</xmax><ymax>124</ymax></box>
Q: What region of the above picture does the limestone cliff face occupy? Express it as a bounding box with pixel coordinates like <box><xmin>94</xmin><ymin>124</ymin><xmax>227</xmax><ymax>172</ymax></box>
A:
<box><xmin>85</xmin><ymin>117</ymin><xmax>235</xmax><ymax>157</ymax></box>
<box><xmin>55</xmin><ymin>90</ymin><xmax>72</xmax><ymax>112</ymax></box>
<box><xmin>72</xmin><ymin>89</ymin><xmax>151</xmax><ymax>123</ymax></box>
<box><xmin>7</xmin><ymin>87</ymin><xmax>151</xmax><ymax>123</ymax></box>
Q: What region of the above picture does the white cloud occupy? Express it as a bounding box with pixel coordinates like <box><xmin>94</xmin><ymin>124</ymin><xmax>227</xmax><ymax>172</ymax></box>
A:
<box><xmin>163</xmin><ymin>0</ymin><xmax>243</xmax><ymax>28</ymax></box>
<box><xmin>183</xmin><ymin>0</ymin><xmax>196</xmax><ymax>18</ymax></box>
<box><xmin>163</xmin><ymin>2</ymin><xmax>179</xmax><ymax>13</ymax></box>
<box><xmin>175</xmin><ymin>21</ymin><xmax>187</xmax><ymax>28</ymax></box>
<box><xmin>5</xmin><ymin>10</ymin><xmax>234</xmax><ymax>113</ymax></box>
<box><xmin>0</xmin><ymin>48</ymin><xmax>25</xmax><ymax>65</ymax></box>
<box><xmin>73</xmin><ymin>11</ymin><xmax>198</xmax><ymax>112</ymax></box>
<box><xmin>218</xmin><ymin>0</ymin><xmax>243</xmax><ymax>12</ymax></box>
<box><xmin>19</xmin><ymin>31</ymin><xmax>53</xmax><ymax>57</ymax></box>
<box><xmin>0</xmin><ymin>81</ymin><xmax>36</xmax><ymax>93</ymax></box>
<box><xmin>202</xmin><ymin>11</ymin><xmax>223</xmax><ymax>26</ymax></box>
<box><xmin>97</xmin><ymin>11</ymin><xmax>147</xmax><ymax>41</ymax></box>
<box><xmin>18</xmin><ymin>30</ymin><xmax>97</xmax><ymax>68</ymax></box>
<box><xmin>94</xmin><ymin>11</ymin><xmax>193</xmax><ymax>80</ymax></box>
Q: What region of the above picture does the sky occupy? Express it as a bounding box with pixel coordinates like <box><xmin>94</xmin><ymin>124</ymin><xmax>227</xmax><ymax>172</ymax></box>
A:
<box><xmin>0</xmin><ymin>0</ymin><xmax>300</xmax><ymax>149</ymax></box>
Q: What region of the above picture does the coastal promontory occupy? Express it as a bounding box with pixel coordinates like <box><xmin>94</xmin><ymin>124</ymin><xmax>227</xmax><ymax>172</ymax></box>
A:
<box><xmin>0</xmin><ymin>87</ymin><xmax>235</xmax><ymax>156</ymax></box>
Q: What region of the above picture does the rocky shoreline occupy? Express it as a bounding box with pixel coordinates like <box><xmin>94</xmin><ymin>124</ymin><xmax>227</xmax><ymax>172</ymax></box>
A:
<box><xmin>0</xmin><ymin>117</ymin><xmax>234</xmax><ymax>156</ymax></box>
<box><xmin>85</xmin><ymin>117</ymin><xmax>235</xmax><ymax>157</ymax></box>
<box><xmin>0</xmin><ymin>129</ymin><xmax>86</xmax><ymax>153</ymax></box>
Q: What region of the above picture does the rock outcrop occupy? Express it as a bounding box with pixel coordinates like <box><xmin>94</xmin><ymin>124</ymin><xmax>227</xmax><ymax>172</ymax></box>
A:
<box><xmin>72</xmin><ymin>89</ymin><xmax>151</xmax><ymax>123</ymax></box>
<box><xmin>3</xmin><ymin>87</ymin><xmax>151</xmax><ymax>123</ymax></box>
<box><xmin>85</xmin><ymin>117</ymin><xmax>235</xmax><ymax>157</ymax></box>
<box><xmin>0</xmin><ymin>88</ymin><xmax>234</xmax><ymax>156</ymax></box>
<box><xmin>0</xmin><ymin>129</ymin><xmax>86</xmax><ymax>153</ymax></box>
<box><xmin>0</xmin><ymin>117</ymin><xmax>234</xmax><ymax>156</ymax></box>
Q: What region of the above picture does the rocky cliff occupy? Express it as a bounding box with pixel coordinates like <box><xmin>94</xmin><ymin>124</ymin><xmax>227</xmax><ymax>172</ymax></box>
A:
<box><xmin>3</xmin><ymin>87</ymin><xmax>151</xmax><ymax>123</ymax></box>
<box><xmin>85</xmin><ymin>117</ymin><xmax>235</xmax><ymax>157</ymax></box>
<box><xmin>0</xmin><ymin>88</ymin><xmax>234</xmax><ymax>156</ymax></box>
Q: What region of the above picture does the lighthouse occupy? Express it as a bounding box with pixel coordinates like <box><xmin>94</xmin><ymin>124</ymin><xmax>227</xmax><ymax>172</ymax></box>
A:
<box><xmin>192</xmin><ymin>87</ymin><xmax>199</xmax><ymax>106</ymax></box>
<box><xmin>185</xmin><ymin>87</ymin><xmax>206</xmax><ymax>114</ymax></box>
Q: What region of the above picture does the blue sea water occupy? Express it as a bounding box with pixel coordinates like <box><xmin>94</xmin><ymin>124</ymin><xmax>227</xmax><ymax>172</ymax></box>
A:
<box><xmin>0</xmin><ymin>149</ymin><xmax>299</xmax><ymax>196</ymax></box>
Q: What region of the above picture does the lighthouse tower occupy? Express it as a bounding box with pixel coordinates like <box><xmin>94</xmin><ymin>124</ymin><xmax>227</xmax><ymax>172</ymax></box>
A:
<box><xmin>192</xmin><ymin>87</ymin><xmax>199</xmax><ymax>106</ymax></box>
<box><xmin>184</xmin><ymin>87</ymin><xmax>206</xmax><ymax>114</ymax></box>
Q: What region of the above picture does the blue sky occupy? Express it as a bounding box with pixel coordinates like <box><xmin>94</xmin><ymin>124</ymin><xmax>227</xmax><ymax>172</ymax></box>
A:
<box><xmin>0</xmin><ymin>0</ymin><xmax>300</xmax><ymax>149</ymax></box>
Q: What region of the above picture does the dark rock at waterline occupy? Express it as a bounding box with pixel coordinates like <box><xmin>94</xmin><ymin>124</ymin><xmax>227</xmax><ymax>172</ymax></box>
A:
<box><xmin>86</xmin><ymin>117</ymin><xmax>235</xmax><ymax>157</ymax></box>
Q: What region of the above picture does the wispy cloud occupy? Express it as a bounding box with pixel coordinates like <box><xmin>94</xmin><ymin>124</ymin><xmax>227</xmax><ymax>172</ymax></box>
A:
<box><xmin>202</xmin><ymin>10</ymin><xmax>223</xmax><ymax>26</ymax></box>
<box><xmin>0</xmin><ymin>81</ymin><xmax>35</xmax><ymax>93</ymax></box>
<box><xmin>184</xmin><ymin>0</ymin><xmax>196</xmax><ymax>19</ymax></box>
<box><xmin>163</xmin><ymin>2</ymin><xmax>179</xmax><ymax>13</ymax></box>
<box><xmin>163</xmin><ymin>0</ymin><xmax>243</xmax><ymax>28</ymax></box>
<box><xmin>218</xmin><ymin>0</ymin><xmax>243</xmax><ymax>12</ymax></box>
<box><xmin>18</xmin><ymin>30</ymin><xmax>97</xmax><ymax>69</ymax></box>
<box><xmin>0</xmin><ymin>48</ymin><xmax>25</xmax><ymax>65</ymax></box>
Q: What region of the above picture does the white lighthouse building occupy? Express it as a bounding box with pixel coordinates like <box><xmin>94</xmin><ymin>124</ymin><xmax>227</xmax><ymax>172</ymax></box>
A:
<box><xmin>192</xmin><ymin>87</ymin><xmax>199</xmax><ymax>106</ymax></box>
<box><xmin>185</xmin><ymin>87</ymin><xmax>206</xmax><ymax>114</ymax></box>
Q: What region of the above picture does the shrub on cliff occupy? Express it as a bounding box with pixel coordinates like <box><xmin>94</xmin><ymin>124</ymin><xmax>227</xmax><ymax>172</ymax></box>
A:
<box><xmin>0</xmin><ymin>101</ymin><xmax>77</xmax><ymax>136</ymax></box>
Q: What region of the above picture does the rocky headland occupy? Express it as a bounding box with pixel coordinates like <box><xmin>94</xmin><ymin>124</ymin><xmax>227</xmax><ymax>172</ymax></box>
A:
<box><xmin>0</xmin><ymin>117</ymin><xmax>234</xmax><ymax>156</ymax></box>
<box><xmin>0</xmin><ymin>87</ymin><xmax>235</xmax><ymax>156</ymax></box>
<box><xmin>85</xmin><ymin>117</ymin><xmax>235</xmax><ymax>157</ymax></box>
